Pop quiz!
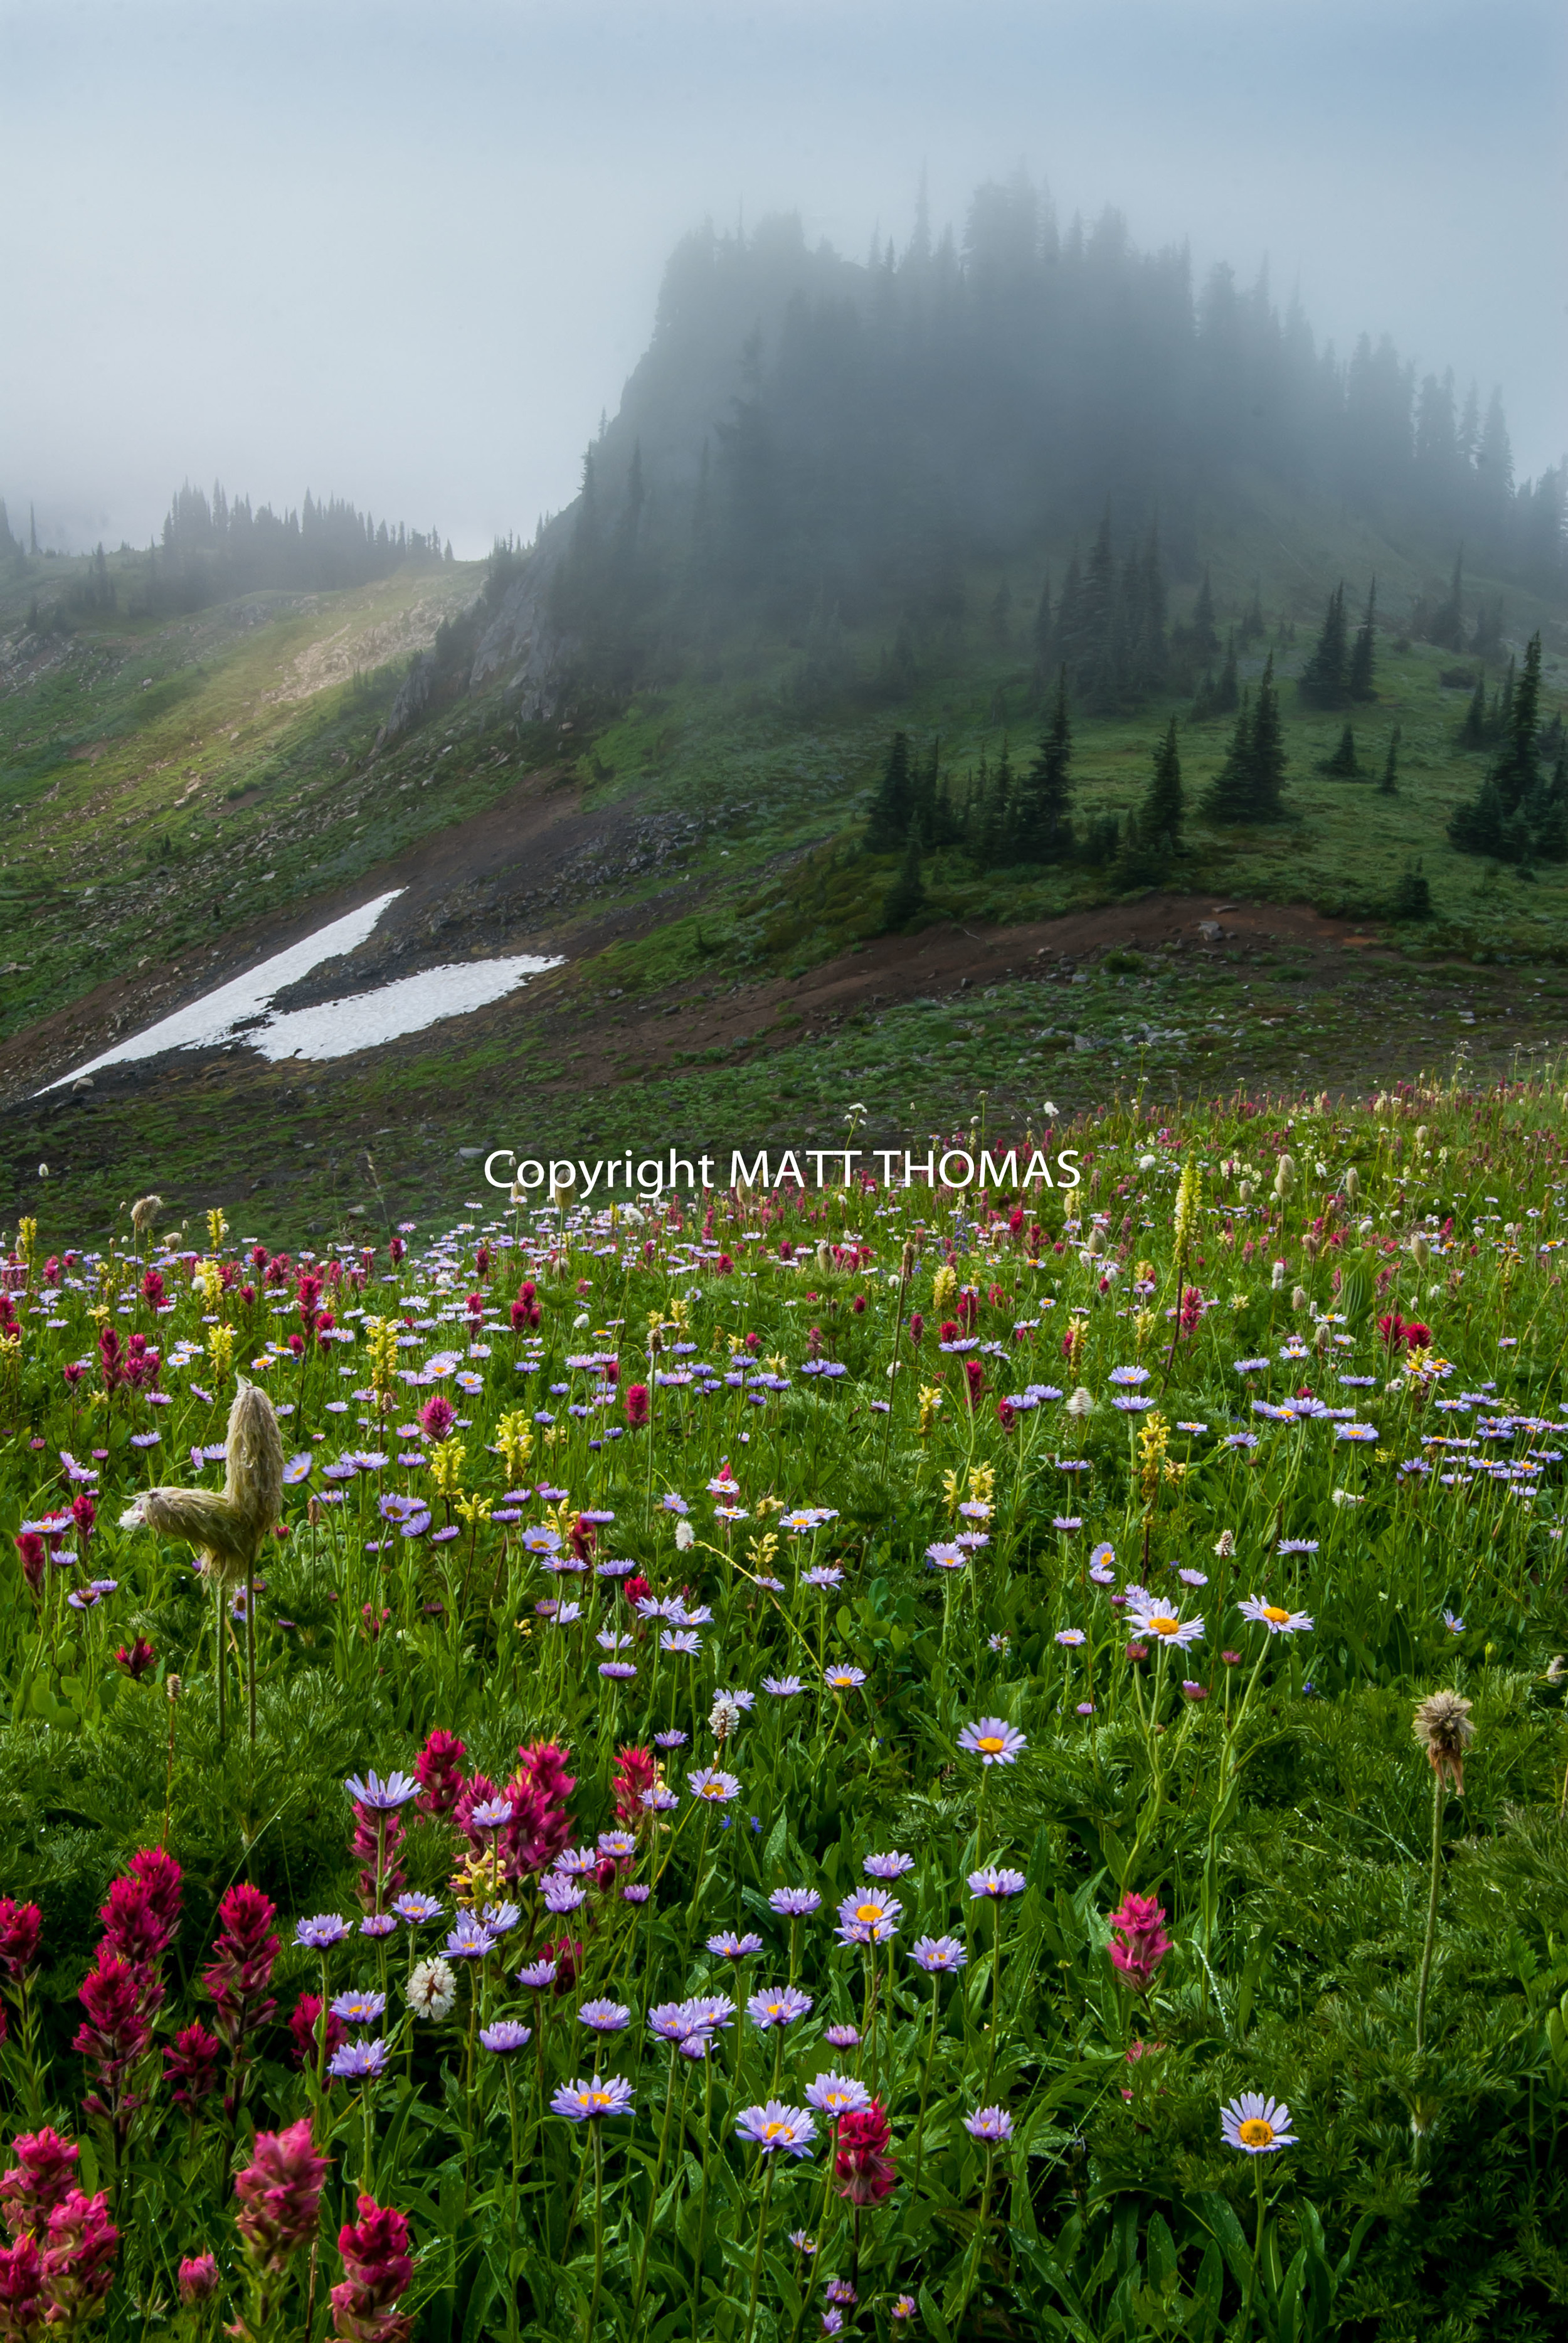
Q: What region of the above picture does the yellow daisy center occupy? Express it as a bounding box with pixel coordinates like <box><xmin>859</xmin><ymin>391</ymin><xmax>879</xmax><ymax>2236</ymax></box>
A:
<box><xmin>855</xmin><ymin>1901</ymin><xmax>882</xmax><ymax>1923</ymax></box>
<box><xmin>1150</xmin><ymin>1616</ymin><xmax>1180</xmax><ymax>1636</ymax></box>
<box><xmin>1237</xmin><ymin>2117</ymin><xmax>1274</xmax><ymax>2148</ymax></box>
<box><xmin>976</xmin><ymin>1734</ymin><xmax>1006</xmax><ymax>1753</ymax></box>
<box><xmin>1263</xmin><ymin>1605</ymin><xmax>1290</xmax><ymax>1625</ymax></box>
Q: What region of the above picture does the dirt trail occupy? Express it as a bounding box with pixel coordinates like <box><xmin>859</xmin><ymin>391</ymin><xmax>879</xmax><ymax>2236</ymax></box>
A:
<box><xmin>3</xmin><ymin>731</ymin><xmax>1397</xmax><ymax>1108</ymax></box>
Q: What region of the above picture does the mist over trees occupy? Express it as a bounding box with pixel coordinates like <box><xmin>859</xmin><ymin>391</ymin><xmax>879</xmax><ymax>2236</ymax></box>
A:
<box><xmin>545</xmin><ymin>175</ymin><xmax>1565</xmax><ymax>691</ymax></box>
<box><xmin>1</xmin><ymin>481</ymin><xmax>452</xmax><ymax>619</ymax></box>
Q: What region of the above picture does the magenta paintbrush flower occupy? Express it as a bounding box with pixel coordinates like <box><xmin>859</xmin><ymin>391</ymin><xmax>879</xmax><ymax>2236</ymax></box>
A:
<box><xmin>330</xmin><ymin>2194</ymin><xmax>415</xmax><ymax>2342</ymax></box>
<box><xmin>1107</xmin><ymin>1892</ymin><xmax>1173</xmax><ymax>1993</ymax></box>
<box><xmin>233</xmin><ymin>2117</ymin><xmax>327</xmax><ymax>2272</ymax></box>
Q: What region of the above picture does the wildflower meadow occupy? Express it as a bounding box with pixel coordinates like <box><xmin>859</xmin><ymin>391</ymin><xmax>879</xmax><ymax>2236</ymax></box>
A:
<box><xmin>1</xmin><ymin>1078</ymin><xmax>1567</xmax><ymax>2340</ymax></box>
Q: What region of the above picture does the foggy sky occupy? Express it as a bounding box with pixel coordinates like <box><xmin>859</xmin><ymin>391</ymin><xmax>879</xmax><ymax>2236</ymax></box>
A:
<box><xmin>3</xmin><ymin>0</ymin><xmax>1563</xmax><ymax>559</ymax></box>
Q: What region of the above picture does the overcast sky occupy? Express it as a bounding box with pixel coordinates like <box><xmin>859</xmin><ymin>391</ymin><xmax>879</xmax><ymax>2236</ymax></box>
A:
<box><xmin>3</xmin><ymin>0</ymin><xmax>1564</xmax><ymax>558</ymax></box>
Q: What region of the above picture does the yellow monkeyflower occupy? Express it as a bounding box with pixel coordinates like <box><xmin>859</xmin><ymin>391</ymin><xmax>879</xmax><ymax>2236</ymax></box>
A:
<box><xmin>1136</xmin><ymin>1411</ymin><xmax>1170</xmax><ymax>1506</ymax></box>
<box><xmin>362</xmin><ymin>1316</ymin><xmax>401</xmax><ymax>1396</ymax></box>
<box><xmin>496</xmin><ymin>1409</ymin><xmax>534</xmax><ymax>1481</ymax></box>
<box><xmin>1173</xmin><ymin>1159</ymin><xmax>1201</xmax><ymax>1251</ymax></box>
<box><xmin>430</xmin><ymin>1441</ymin><xmax>467</xmax><ymax>1498</ymax></box>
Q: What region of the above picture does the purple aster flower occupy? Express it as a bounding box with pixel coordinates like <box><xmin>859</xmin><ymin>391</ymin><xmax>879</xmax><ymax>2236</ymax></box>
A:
<box><xmin>551</xmin><ymin>2075</ymin><xmax>635</xmax><ymax>2122</ymax></box>
<box><xmin>804</xmin><ymin>2072</ymin><xmax>871</xmax><ymax>2117</ymax></box>
<box><xmin>910</xmin><ymin>1935</ymin><xmax>968</xmax><ymax>1973</ymax></box>
<box><xmin>968</xmin><ymin>1867</ymin><xmax>1027</xmax><ymax>1901</ymax></box>
<box><xmin>824</xmin><ymin>2023</ymin><xmax>860</xmax><ymax>2050</ymax></box>
<box><xmin>331</xmin><ymin>1990</ymin><xmax>386</xmax><ymax>2024</ymax></box>
<box><xmin>329</xmin><ymin>2037</ymin><xmax>388</xmax><ymax>2082</ymax></box>
<box><xmin>746</xmin><ymin>1985</ymin><xmax>813</xmax><ymax>2029</ymax></box>
<box><xmin>735</xmin><ymin>2101</ymin><xmax>817</xmax><ymax>2157</ymax></box>
<box><xmin>392</xmin><ymin>1893</ymin><xmax>443</xmax><ymax>1926</ymax></box>
<box><xmin>762</xmin><ymin>1674</ymin><xmax>803</xmax><ymax>1697</ymax></box>
<box><xmin>688</xmin><ymin>1768</ymin><xmax>741</xmax><ymax>1804</ymax></box>
<box><xmin>579</xmin><ymin>1999</ymin><xmax>631</xmax><ymax>2033</ymax></box>
<box><xmin>770</xmin><ymin>1886</ymin><xmax>822</xmax><ymax>1917</ymax></box>
<box><xmin>862</xmin><ymin>1851</ymin><xmax>915</xmax><ymax>1880</ymax></box>
<box><xmin>294</xmin><ymin>1914</ymin><xmax>351</xmax><ymax>1950</ymax></box>
<box><xmin>359</xmin><ymin>1913</ymin><xmax>398</xmax><ymax>1940</ymax></box>
<box><xmin>344</xmin><ymin>1769</ymin><xmax>420</xmax><ymax>1810</ymax></box>
<box><xmin>835</xmin><ymin>1887</ymin><xmax>901</xmax><ymax>1945</ymax></box>
<box><xmin>707</xmin><ymin>1931</ymin><xmax>763</xmax><ymax>1960</ymax></box>
<box><xmin>445</xmin><ymin>1915</ymin><xmax>494</xmax><ymax>1959</ymax></box>
<box><xmin>516</xmin><ymin>1958</ymin><xmax>558</xmax><ymax>1990</ymax></box>
<box><xmin>480</xmin><ymin>2021</ymin><xmax>532</xmax><ymax>2054</ymax></box>
<box><xmin>964</xmin><ymin>2104</ymin><xmax>1014</xmax><ymax>2144</ymax></box>
<box><xmin>957</xmin><ymin>1717</ymin><xmax>1027</xmax><ymax>1767</ymax></box>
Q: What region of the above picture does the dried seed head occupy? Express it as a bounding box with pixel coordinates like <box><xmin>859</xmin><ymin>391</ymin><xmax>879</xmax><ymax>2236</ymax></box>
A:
<box><xmin>1413</xmin><ymin>1690</ymin><xmax>1474</xmax><ymax>1793</ymax></box>
<box><xmin>1545</xmin><ymin>1655</ymin><xmax>1566</xmax><ymax>1686</ymax></box>
<box><xmin>1291</xmin><ymin>1285</ymin><xmax>1309</xmax><ymax>1312</ymax></box>
<box><xmin>1410</xmin><ymin>1233</ymin><xmax>1431</xmax><ymax>1268</ymax></box>
<box><xmin>130</xmin><ymin>1194</ymin><xmax>163</xmax><ymax>1239</ymax></box>
<box><xmin>1273</xmin><ymin>1156</ymin><xmax>1296</xmax><ymax>1198</ymax></box>
<box><xmin>1343</xmin><ymin>1167</ymin><xmax>1360</xmax><ymax>1201</ymax></box>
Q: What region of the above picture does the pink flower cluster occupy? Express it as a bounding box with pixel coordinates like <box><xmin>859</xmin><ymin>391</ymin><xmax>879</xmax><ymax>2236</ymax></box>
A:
<box><xmin>447</xmin><ymin>1736</ymin><xmax>576</xmax><ymax>1883</ymax></box>
<box><xmin>330</xmin><ymin>2194</ymin><xmax>414</xmax><ymax>2342</ymax></box>
<box><xmin>75</xmin><ymin>1847</ymin><xmax>184</xmax><ymax>2141</ymax></box>
<box><xmin>1107</xmin><ymin>1893</ymin><xmax>1172</xmax><ymax>1994</ymax></box>
<box><xmin>0</xmin><ymin>2128</ymin><xmax>119</xmax><ymax>2336</ymax></box>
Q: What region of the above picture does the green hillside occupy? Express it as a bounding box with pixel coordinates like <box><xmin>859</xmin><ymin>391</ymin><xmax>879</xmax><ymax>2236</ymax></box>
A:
<box><xmin>3</xmin><ymin>186</ymin><xmax>1566</xmax><ymax>1242</ymax></box>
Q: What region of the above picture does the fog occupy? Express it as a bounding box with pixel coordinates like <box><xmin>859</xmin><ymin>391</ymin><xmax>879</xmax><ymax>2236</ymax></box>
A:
<box><xmin>2</xmin><ymin>0</ymin><xmax>1562</xmax><ymax>557</ymax></box>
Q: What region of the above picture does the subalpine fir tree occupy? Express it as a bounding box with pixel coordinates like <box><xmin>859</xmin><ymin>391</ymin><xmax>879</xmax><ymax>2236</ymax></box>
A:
<box><xmin>1214</xmin><ymin>633</ymin><xmax>1239</xmax><ymax>713</ymax></box>
<box><xmin>1298</xmin><ymin>582</ymin><xmax>1349</xmax><ymax>706</ymax></box>
<box><xmin>1448</xmin><ymin>777</ymin><xmax>1506</xmax><ymax>857</ymax></box>
<box><xmin>1426</xmin><ymin>549</ymin><xmax>1464</xmax><ymax>651</ymax></box>
<box><xmin>1459</xmin><ymin>669</ymin><xmax>1489</xmax><ymax>748</ymax></box>
<box><xmin>881</xmin><ymin>822</ymin><xmax>927</xmax><ymax>930</ymax></box>
<box><xmin>1203</xmin><ymin>691</ymin><xmax>1254</xmax><ymax>823</ymax></box>
<box><xmin>1031</xmin><ymin>571</ymin><xmax>1052</xmax><ymax>669</ymax></box>
<box><xmin>1249</xmin><ymin>657</ymin><xmax>1287</xmax><ymax>815</ymax></box>
<box><xmin>1348</xmin><ymin>581</ymin><xmax>1377</xmax><ymax>701</ymax></box>
<box><xmin>1321</xmin><ymin>723</ymin><xmax>1360</xmax><ymax>777</ymax></box>
<box><xmin>1379</xmin><ymin>726</ymin><xmax>1401</xmax><ymax>794</ymax></box>
<box><xmin>866</xmin><ymin>731</ymin><xmax>914</xmax><ymax>851</ymax></box>
<box><xmin>1190</xmin><ymin>566</ymin><xmax>1219</xmax><ymax>663</ymax></box>
<box><xmin>1141</xmin><ymin>718</ymin><xmax>1184</xmax><ymax>856</ymax></box>
<box><xmin>1015</xmin><ymin>672</ymin><xmax>1073</xmax><ymax>861</ymax></box>
<box><xmin>1491</xmin><ymin>631</ymin><xmax>1543</xmax><ymax>812</ymax></box>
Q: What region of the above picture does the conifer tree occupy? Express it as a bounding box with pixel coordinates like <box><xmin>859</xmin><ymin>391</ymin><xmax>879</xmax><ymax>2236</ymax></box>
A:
<box><xmin>1031</xmin><ymin>571</ymin><xmax>1052</xmax><ymax>667</ymax></box>
<box><xmin>1141</xmin><ymin>718</ymin><xmax>1184</xmax><ymax>855</ymax></box>
<box><xmin>1348</xmin><ymin>580</ymin><xmax>1377</xmax><ymax>701</ymax></box>
<box><xmin>1298</xmin><ymin>583</ymin><xmax>1348</xmax><ymax>705</ymax></box>
<box><xmin>1426</xmin><ymin>548</ymin><xmax>1464</xmax><ymax>651</ymax></box>
<box><xmin>1322</xmin><ymin>723</ymin><xmax>1359</xmax><ymax>777</ymax></box>
<box><xmin>867</xmin><ymin>731</ymin><xmax>914</xmax><ymax>851</ymax></box>
<box><xmin>881</xmin><ymin>822</ymin><xmax>927</xmax><ymax>929</ymax></box>
<box><xmin>1491</xmin><ymin>631</ymin><xmax>1542</xmax><ymax>812</ymax></box>
<box><xmin>1459</xmin><ymin>669</ymin><xmax>1488</xmax><ymax>748</ymax></box>
<box><xmin>1190</xmin><ymin>565</ymin><xmax>1219</xmax><ymax>662</ymax></box>
<box><xmin>1448</xmin><ymin>778</ymin><xmax>1505</xmax><ymax>858</ymax></box>
<box><xmin>1016</xmin><ymin>672</ymin><xmax>1073</xmax><ymax>859</ymax></box>
<box><xmin>1249</xmin><ymin>657</ymin><xmax>1287</xmax><ymax>814</ymax></box>
<box><xmin>1203</xmin><ymin>691</ymin><xmax>1254</xmax><ymax>823</ymax></box>
<box><xmin>1379</xmin><ymin>725</ymin><xmax>1401</xmax><ymax>794</ymax></box>
<box><xmin>1214</xmin><ymin>633</ymin><xmax>1239</xmax><ymax>713</ymax></box>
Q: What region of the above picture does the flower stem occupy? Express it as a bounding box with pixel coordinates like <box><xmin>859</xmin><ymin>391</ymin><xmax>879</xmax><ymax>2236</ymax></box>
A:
<box><xmin>1414</xmin><ymin>1765</ymin><xmax>1444</xmax><ymax>2055</ymax></box>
